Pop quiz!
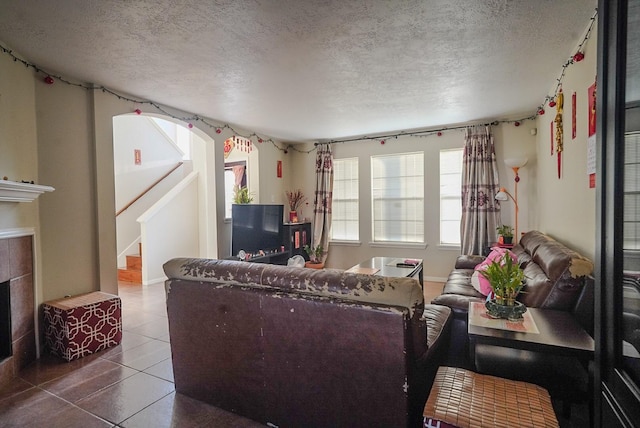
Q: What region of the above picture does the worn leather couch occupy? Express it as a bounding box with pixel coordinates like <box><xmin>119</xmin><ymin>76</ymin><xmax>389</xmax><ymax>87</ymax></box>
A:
<box><xmin>163</xmin><ymin>258</ymin><xmax>452</xmax><ymax>428</ymax></box>
<box><xmin>432</xmin><ymin>230</ymin><xmax>594</xmax><ymax>411</ymax></box>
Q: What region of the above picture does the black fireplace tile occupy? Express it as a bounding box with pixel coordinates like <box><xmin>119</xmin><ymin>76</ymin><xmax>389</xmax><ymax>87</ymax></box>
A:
<box><xmin>0</xmin><ymin>239</ymin><xmax>8</xmax><ymax>283</ymax></box>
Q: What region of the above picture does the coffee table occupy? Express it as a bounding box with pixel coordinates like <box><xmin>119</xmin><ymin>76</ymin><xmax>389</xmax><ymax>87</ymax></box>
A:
<box><xmin>468</xmin><ymin>302</ymin><xmax>594</xmax><ymax>361</ymax></box>
<box><xmin>347</xmin><ymin>257</ymin><xmax>423</xmax><ymax>287</ymax></box>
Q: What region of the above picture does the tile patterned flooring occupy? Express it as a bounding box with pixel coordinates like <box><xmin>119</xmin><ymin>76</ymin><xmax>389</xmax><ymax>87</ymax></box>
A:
<box><xmin>0</xmin><ymin>282</ymin><xmax>263</xmax><ymax>427</ymax></box>
<box><xmin>0</xmin><ymin>279</ymin><xmax>583</xmax><ymax>427</ymax></box>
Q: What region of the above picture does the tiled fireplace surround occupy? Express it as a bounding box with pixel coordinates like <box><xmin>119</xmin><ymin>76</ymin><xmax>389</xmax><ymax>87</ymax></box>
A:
<box><xmin>0</xmin><ymin>234</ymin><xmax>36</xmax><ymax>386</ymax></box>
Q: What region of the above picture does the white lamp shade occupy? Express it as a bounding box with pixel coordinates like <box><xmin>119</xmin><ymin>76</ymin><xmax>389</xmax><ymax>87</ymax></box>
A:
<box><xmin>504</xmin><ymin>157</ymin><xmax>528</xmax><ymax>168</ymax></box>
<box><xmin>495</xmin><ymin>190</ymin><xmax>509</xmax><ymax>201</ymax></box>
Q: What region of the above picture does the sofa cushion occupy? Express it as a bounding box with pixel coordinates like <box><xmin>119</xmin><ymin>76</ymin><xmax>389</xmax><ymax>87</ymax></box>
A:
<box><xmin>519</xmin><ymin>263</ymin><xmax>553</xmax><ymax>307</ymax></box>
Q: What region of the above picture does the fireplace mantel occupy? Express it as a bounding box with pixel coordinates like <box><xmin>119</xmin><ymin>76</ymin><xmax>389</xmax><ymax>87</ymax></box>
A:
<box><xmin>0</xmin><ymin>180</ymin><xmax>54</xmax><ymax>202</ymax></box>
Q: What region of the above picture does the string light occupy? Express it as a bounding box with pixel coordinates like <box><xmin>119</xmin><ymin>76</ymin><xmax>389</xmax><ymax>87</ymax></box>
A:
<box><xmin>1</xmin><ymin>7</ymin><xmax>596</xmax><ymax>152</ymax></box>
<box><xmin>0</xmin><ymin>43</ymin><xmax>308</xmax><ymax>154</ymax></box>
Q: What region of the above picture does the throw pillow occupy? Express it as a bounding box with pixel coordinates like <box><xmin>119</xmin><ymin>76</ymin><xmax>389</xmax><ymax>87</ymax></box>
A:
<box><xmin>471</xmin><ymin>247</ymin><xmax>518</xmax><ymax>296</ymax></box>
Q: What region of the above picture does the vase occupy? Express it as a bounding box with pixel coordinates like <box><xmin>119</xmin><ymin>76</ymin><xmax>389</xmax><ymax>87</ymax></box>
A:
<box><xmin>503</xmin><ymin>236</ymin><xmax>513</xmax><ymax>245</ymax></box>
<box><xmin>485</xmin><ymin>299</ymin><xmax>527</xmax><ymax>321</ymax></box>
<box><xmin>305</xmin><ymin>261</ymin><xmax>324</xmax><ymax>269</ymax></box>
<box><xmin>289</xmin><ymin>211</ymin><xmax>298</xmax><ymax>222</ymax></box>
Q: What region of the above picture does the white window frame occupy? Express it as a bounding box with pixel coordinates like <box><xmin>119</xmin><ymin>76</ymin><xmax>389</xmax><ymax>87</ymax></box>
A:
<box><xmin>331</xmin><ymin>158</ymin><xmax>360</xmax><ymax>241</ymax></box>
<box><xmin>439</xmin><ymin>148</ymin><xmax>464</xmax><ymax>247</ymax></box>
<box><xmin>370</xmin><ymin>152</ymin><xmax>424</xmax><ymax>244</ymax></box>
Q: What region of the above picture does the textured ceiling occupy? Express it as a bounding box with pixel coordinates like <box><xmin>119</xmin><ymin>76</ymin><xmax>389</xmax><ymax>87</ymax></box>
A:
<box><xmin>0</xmin><ymin>0</ymin><xmax>597</xmax><ymax>142</ymax></box>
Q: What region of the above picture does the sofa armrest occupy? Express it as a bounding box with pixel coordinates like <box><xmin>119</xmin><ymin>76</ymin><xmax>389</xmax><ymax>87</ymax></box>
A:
<box><xmin>455</xmin><ymin>255</ymin><xmax>485</xmax><ymax>269</ymax></box>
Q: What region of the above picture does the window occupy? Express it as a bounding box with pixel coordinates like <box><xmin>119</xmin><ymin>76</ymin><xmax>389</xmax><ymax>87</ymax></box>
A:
<box><xmin>371</xmin><ymin>152</ymin><xmax>424</xmax><ymax>243</ymax></box>
<box><xmin>624</xmin><ymin>132</ymin><xmax>640</xmax><ymax>250</ymax></box>
<box><xmin>331</xmin><ymin>158</ymin><xmax>359</xmax><ymax>240</ymax></box>
<box><xmin>440</xmin><ymin>149</ymin><xmax>463</xmax><ymax>246</ymax></box>
<box><xmin>224</xmin><ymin>161</ymin><xmax>247</xmax><ymax>218</ymax></box>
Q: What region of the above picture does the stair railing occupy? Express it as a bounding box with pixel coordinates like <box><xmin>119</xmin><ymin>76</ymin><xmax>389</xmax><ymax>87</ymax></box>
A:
<box><xmin>115</xmin><ymin>162</ymin><xmax>184</xmax><ymax>217</ymax></box>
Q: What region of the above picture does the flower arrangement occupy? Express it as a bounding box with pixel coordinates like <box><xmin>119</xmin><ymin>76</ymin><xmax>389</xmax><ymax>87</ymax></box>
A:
<box><xmin>286</xmin><ymin>189</ymin><xmax>307</xmax><ymax>212</ymax></box>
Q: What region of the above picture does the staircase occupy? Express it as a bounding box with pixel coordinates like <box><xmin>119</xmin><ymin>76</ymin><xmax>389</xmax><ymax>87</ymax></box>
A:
<box><xmin>118</xmin><ymin>244</ymin><xmax>142</xmax><ymax>283</ymax></box>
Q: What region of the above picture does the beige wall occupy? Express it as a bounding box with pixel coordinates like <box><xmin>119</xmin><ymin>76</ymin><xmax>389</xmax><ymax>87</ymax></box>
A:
<box><xmin>2</xmin><ymin>45</ymin><xmax>290</xmax><ymax>305</ymax></box>
<box><xmin>534</xmin><ymin>24</ymin><xmax>598</xmax><ymax>261</ymax></box>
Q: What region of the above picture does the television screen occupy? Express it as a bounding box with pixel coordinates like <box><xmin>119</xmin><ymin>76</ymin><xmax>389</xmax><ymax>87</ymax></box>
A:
<box><xmin>232</xmin><ymin>204</ymin><xmax>284</xmax><ymax>257</ymax></box>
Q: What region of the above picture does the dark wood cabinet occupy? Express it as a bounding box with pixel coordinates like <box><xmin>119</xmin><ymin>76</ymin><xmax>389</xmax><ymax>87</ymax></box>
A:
<box><xmin>596</xmin><ymin>1</ymin><xmax>640</xmax><ymax>426</ymax></box>
<box><xmin>283</xmin><ymin>222</ymin><xmax>311</xmax><ymax>260</ymax></box>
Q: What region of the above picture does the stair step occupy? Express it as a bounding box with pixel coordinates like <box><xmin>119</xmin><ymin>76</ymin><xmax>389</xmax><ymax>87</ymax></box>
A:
<box><xmin>126</xmin><ymin>254</ymin><xmax>142</xmax><ymax>270</ymax></box>
<box><xmin>118</xmin><ymin>268</ymin><xmax>142</xmax><ymax>283</ymax></box>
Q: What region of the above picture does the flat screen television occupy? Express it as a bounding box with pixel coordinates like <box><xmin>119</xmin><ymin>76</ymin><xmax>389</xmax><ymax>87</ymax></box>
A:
<box><xmin>232</xmin><ymin>204</ymin><xmax>284</xmax><ymax>257</ymax></box>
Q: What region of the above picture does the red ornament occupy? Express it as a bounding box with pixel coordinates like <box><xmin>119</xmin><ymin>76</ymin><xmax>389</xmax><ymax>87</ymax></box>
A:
<box><xmin>549</xmin><ymin>100</ymin><xmax>556</xmax><ymax>107</ymax></box>
<box><xmin>258</xmin><ymin>138</ymin><xmax>263</xmax><ymax>143</ymax></box>
<box><xmin>538</xmin><ymin>108</ymin><xmax>545</xmax><ymax>116</ymax></box>
<box><xmin>437</xmin><ymin>131</ymin><xmax>443</xmax><ymax>136</ymax></box>
<box><xmin>573</xmin><ymin>51</ymin><xmax>585</xmax><ymax>62</ymax></box>
<box><xmin>134</xmin><ymin>108</ymin><xmax>142</xmax><ymax>115</ymax></box>
<box><xmin>44</xmin><ymin>75</ymin><xmax>54</xmax><ymax>85</ymax></box>
<box><xmin>514</xmin><ymin>121</ymin><xmax>520</xmax><ymax>127</ymax></box>
<box><xmin>216</xmin><ymin>128</ymin><xmax>222</xmax><ymax>134</ymax></box>
<box><xmin>380</xmin><ymin>140</ymin><xmax>385</xmax><ymax>145</ymax></box>
<box><xmin>188</xmin><ymin>123</ymin><xmax>193</xmax><ymax>129</ymax></box>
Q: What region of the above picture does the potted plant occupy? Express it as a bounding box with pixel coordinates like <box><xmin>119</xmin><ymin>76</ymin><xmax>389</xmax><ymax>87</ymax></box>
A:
<box><xmin>496</xmin><ymin>224</ymin><xmax>514</xmax><ymax>245</ymax></box>
<box><xmin>233</xmin><ymin>185</ymin><xmax>253</xmax><ymax>204</ymax></box>
<box><xmin>303</xmin><ymin>244</ymin><xmax>325</xmax><ymax>269</ymax></box>
<box><xmin>479</xmin><ymin>253</ymin><xmax>526</xmax><ymax>320</ymax></box>
<box><xmin>286</xmin><ymin>189</ymin><xmax>307</xmax><ymax>222</ymax></box>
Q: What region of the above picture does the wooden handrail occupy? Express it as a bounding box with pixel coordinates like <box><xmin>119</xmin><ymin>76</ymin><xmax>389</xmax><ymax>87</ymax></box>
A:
<box><xmin>116</xmin><ymin>162</ymin><xmax>184</xmax><ymax>217</ymax></box>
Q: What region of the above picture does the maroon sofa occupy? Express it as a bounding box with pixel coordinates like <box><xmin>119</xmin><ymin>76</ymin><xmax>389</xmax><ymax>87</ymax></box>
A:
<box><xmin>163</xmin><ymin>258</ymin><xmax>452</xmax><ymax>428</ymax></box>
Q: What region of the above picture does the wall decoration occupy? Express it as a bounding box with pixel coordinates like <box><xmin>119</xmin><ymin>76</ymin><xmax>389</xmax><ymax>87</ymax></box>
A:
<box><xmin>223</xmin><ymin>138</ymin><xmax>235</xmax><ymax>159</ymax></box>
<box><xmin>572</xmin><ymin>92</ymin><xmax>577</xmax><ymax>139</ymax></box>
<box><xmin>554</xmin><ymin>88</ymin><xmax>564</xmax><ymax>178</ymax></box>
<box><xmin>277</xmin><ymin>160</ymin><xmax>282</xmax><ymax>178</ymax></box>
<box><xmin>588</xmin><ymin>82</ymin><xmax>597</xmax><ymax>137</ymax></box>
<box><xmin>588</xmin><ymin>80</ymin><xmax>597</xmax><ymax>188</ymax></box>
<box><xmin>134</xmin><ymin>149</ymin><xmax>141</xmax><ymax>165</ymax></box>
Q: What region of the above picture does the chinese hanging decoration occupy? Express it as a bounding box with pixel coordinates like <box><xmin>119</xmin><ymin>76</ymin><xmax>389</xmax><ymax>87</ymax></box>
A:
<box><xmin>223</xmin><ymin>136</ymin><xmax>253</xmax><ymax>159</ymax></box>
<box><xmin>554</xmin><ymin>88</ymin><xmax>564</xmax><ymax>179</ymax></box>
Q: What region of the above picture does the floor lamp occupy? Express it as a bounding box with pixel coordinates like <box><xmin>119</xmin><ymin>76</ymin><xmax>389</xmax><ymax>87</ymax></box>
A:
<box><xmin>495</xmin><ymin>157</ymin><xmax>528</xmax><ymax>244</ymax></box>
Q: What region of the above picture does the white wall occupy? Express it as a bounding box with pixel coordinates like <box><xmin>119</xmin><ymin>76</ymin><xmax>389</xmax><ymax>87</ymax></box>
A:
<box><xmin>113</xmin><ymin>115</ymin><xmax>184</xmax><ymax>209</ymax></box>
<box><xmin>534</xmin><ymin>22</ymin><xmax>598</xmax><ymax>261</ymax></box>
<box><xmin>138</xmin><ymin>172</ymin><xmax>200</xmax><ymax>284</ymax></box>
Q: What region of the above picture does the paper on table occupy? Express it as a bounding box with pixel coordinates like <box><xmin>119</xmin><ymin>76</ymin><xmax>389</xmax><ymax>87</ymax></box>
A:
<box><xmin>469</xmin><ymin>301</ymin><xmax>539</xmax><ymax>334</ymax></box>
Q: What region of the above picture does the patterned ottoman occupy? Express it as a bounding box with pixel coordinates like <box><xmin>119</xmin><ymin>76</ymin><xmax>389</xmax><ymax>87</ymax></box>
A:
<box><xmin>43</xmin><ymin>291</ymin><xmax>122</xmax><ymax>361</ymax></box>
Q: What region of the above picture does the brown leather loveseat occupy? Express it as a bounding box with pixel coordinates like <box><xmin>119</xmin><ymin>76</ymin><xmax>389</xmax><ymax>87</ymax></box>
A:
<box><xmin>432</xmin><ymin>230</ymin><xmax>594</xmax><ymax>411</ymax></box>
<box><xmin>163</xmin><ymin>258</ymin><xmax>452</xmax><ymax>428</ymax></box>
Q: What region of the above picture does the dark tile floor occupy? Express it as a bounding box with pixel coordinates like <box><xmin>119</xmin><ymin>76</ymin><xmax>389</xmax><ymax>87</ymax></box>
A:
<box><xmin>0</xmin><ymin>282</ymin><xmax>263</xmax><ymax>427</ymax></box>
<box><xmin>1</xmin><ymin>280</ymin><xmax>587</xmax><ymax>427</ymax></box>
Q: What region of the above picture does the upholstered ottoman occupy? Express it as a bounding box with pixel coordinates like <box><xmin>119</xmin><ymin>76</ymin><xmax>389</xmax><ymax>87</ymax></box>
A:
<box><xmin>423</xmin><ymin>366</ymin><xmax>558</xmax><ymax>428</ymax></box>
<box><xmin>43</xmin><ymin>291</ymin><xmax>122</xmax><ymax>361</ymax></box>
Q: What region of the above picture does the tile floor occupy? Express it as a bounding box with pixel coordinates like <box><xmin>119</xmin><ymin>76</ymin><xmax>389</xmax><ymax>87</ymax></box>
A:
<box><xmin>0</xmin><ymin>282</ymin><xmax>263</xmax><ymax>427</ymax></box>
<box><xmin>0</xmin><ymin>279</ymin><xmax>584</xmax><ymax>427</ymax></box>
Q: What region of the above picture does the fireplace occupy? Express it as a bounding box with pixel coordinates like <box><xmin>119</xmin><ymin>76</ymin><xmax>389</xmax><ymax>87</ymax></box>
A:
<box><xmin>0</xmin><ymin>281</ymin><xmax>11</xmax><ymax>360</ymax></box>
<box><xmin>0</xmin><ymin>233</ymin><xmax>36</xmax><ymax>386</ymax></box>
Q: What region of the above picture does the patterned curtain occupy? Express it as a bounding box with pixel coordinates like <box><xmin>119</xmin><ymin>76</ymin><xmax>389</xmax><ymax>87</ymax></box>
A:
<box><xmin>460</xmin><ymin>125</ymin><xmax>501</xmax><ymax>255</ymax></box>
<box><xmin>313</xmin><ymin>143</ymin><xmax>334</xmax><ymax>262</ymax></box>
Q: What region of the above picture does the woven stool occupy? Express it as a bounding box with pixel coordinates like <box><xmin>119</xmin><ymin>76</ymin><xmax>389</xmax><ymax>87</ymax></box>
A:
<box><xmin>423</xmin><ymin>366</ymin><xmax>558</xmax><ymax>428</ymax></box>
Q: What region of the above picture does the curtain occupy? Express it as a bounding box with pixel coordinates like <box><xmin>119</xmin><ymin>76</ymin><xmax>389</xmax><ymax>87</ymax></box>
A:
<box><xmin>460</xmin><ymin>125</ymin><xmax>501</xmax><ymax>255</ymax></box>
<box><xmin>232</xmin><ymin>165</ymin><xmax>245</xmax><ymax>186</ymax></box>
<box><xmin>313</xmin><ymin>143</ymin><xmax>334</xmax><ymax>262</ymax></box>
